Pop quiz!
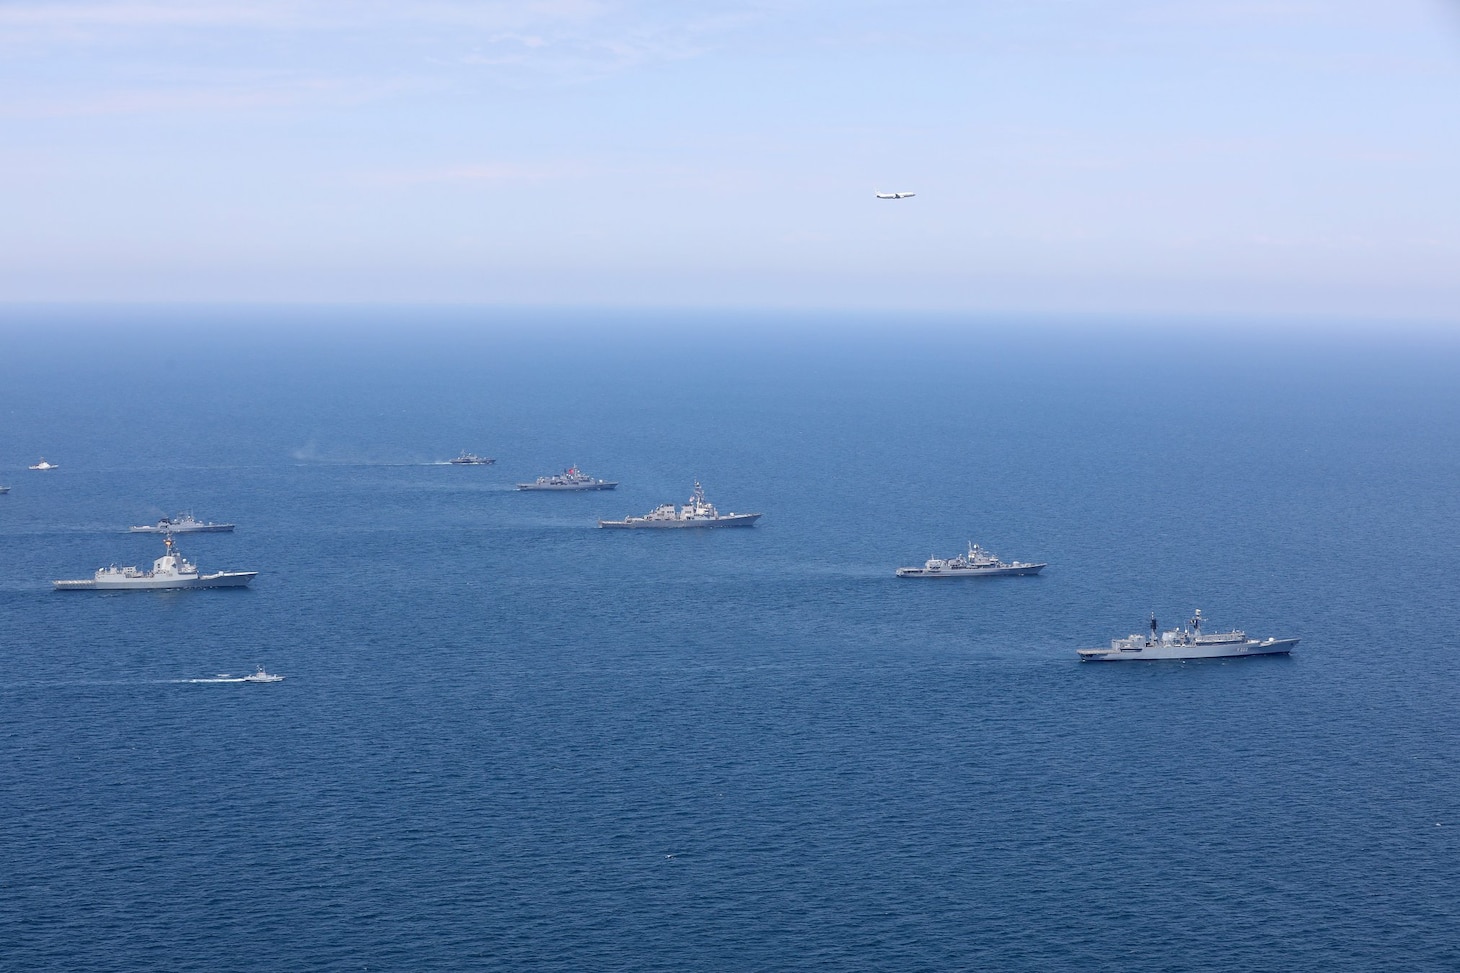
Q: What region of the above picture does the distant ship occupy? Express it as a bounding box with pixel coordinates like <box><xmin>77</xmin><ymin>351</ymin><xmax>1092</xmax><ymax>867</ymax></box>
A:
<box><xmin>599</xmin><ymin>482</ymin><xmax>760</xmax><ymax>529</ymax></box>
<box><xmin>449</xmin><ymin>451</ymin><xmax>496</xmax><ymax>465</ymax></box>
<box><xmin>29</xmin><ymin>458</ymin><xmax>57</xmax><ymax>471</ymax></box>
<box><xmin>129</xmin><ymin>513</ymin><xmax>235</xmax><ymax>533</ymax></box>
<box><xmin>54</xmin><ymin>535</ymin><xmax>257</xmax><ymax>590</ymax></box>
<box><xmin>517</xmin><ymin>466</ymin><xmax>618</xmax><ymax>491</ymax></box>
<box><xmin>242</xmin><ymin>666</ymin><xmax>284</xmax><ymax>683</ymax></box>
<box><xmin>0</xmin><ymin>485</ymin><xmax>9</xmax><ymax>494</ymax></box>
<box><xmin>1077</xmin><ymin>610</ymin><xmax>1299</xmax><ymax>662</ymax></box>
<box><xmin>896</xmin><ymin>542</ymin><xmax>1045</xmax><ymax>578</ymax></box>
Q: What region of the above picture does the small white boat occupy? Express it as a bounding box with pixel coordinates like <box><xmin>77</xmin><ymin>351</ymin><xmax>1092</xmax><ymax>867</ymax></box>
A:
<box><xmin>241</xmin><ymin>666</ymin><xmax>284</xmax><ymax>683</ymax></box>
<box><xmin>29</xmin><ymin>458</ymin><xmax>58</xmax><ymax>471</ymax></box>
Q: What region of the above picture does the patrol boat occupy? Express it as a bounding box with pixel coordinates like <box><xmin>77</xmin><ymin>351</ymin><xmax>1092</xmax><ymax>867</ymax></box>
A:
<box><xmin>1077</xmin><ymin>610</ymin><xmax>1299</xmax><ymax>662</ymax></box>
<box><xmin>242</xmin><ymin>666</ymin><xmax>284</xmax><ymax>683</ymax></box>
<box><xmin>449</xmin><ymin>451</ymin><xmax>495</xmax><ymax>465</ymax></box>
<box><xmin>896</xmin><ymin>542</ymin><xmax>1045</xmax><ymax>578</ymax></box>
<box><xmin>517</xmin><ymin>466</ymin><xmax>618</xmax><ymax>491</ymax></box>
<box><xmin>29</xmin><ymin>458</ymin><xmax>58</xmax><ymax>471</ymax></box>
<box><xmin>54</xmin><ymin>535</ymin><xmax>257</xmax><ymax>590</ymax></box>
<box><xmin>129</xmin><ymin>513</ymin><xmax>236</xmax><ymax>533</ymax></box>
<box><xmin>599</xmin><ymin>482</ymin><xmax>760</xmax><ymax>529</ymax></box>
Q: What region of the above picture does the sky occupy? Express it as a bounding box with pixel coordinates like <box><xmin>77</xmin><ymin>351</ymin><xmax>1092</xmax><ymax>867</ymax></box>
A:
<box><xmin>2</xmin><ymin>0</ymin><xmax>1459</xmax><ymax>319</ymax></box>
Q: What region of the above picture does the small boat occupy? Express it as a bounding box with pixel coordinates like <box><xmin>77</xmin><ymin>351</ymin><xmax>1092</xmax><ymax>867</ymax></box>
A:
<box><xmin>241</xmin><ymin>666</ymin><xmax>284</xmax><ymax>683</ymax></box>
<box><xmin>29</xmin><ymin>458</ymin><xmax>58</xmax><ymax>471</ymax></box>
<box><xmin>449</xmin><ymin>451</ymin><xmax>496</xmax><ymax>465</ymax></box>
<box><xmin>0</xmin><ymin>486</ymin><xmax>9</xmax><ymax>494</ymax></box>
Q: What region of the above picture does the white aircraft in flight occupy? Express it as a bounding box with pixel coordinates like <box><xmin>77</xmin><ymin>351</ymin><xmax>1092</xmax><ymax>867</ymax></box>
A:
<box><xmin>875</xmin><ymin>191</ymin><xmax>916</xmax><ymax>199</ymax></box>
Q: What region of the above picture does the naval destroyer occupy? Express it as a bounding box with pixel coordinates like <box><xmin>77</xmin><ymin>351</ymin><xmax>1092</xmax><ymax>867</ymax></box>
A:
<box><xmin>517</xmin><ymin>466</ymin><xmax>618</xmax><ymax>491</ymax></box>
<box><xmin>54</xmin><ymin>535</ymin><xmax>257</xmax><ymax>590</ymax></box>
<box><xmin>896</xmin><ymin>542</ymin><xmax>1045</xmax><ymax>578</ymax></box>
<box><xmin>1077</xmin><ymin>610</ymin><xmax>1299</xmax><ymax>662</ymax></box>
<box><xmin>599</xmin><ymin>482</ymin><xmax>760</xmax><ymax>529</ymax></box>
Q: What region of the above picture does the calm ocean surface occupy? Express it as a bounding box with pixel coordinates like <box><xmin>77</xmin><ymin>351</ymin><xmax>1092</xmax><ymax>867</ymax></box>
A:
<box><xmin>1</xmin><ymin>308</ymin><xmax>1458</xmax><ymax>972</ymax></box>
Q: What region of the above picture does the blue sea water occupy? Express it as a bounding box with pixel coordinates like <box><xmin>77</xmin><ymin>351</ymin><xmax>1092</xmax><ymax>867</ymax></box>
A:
<box><xmin>1</xmin><ymin>308</ymin><xmax>1458</xmax><ymax>971</ymax></box>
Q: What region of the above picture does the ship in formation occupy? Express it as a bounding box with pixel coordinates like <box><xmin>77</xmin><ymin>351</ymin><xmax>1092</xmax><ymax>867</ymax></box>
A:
<box><xmin>896</xmin><ymin>542</ymin><xmax>1045</xmax><ymax>578</ymax></box>
<box><xmin>54</xmin><ymin>535</ymin><xmax>257</xmax><ymax>590</ymax></box>
<box><xmin>1077</xmin><ymin>610</ymin><xmax>1299</xmax><ymax>662</ymax></box>
<box><xmin>517</xmin><ymin>466</ymin><xmax>618</xmax><ymax>491</ymax></box>
<box><xmin>599</xmin><ymin>481</ymin><xmax>760</xmax><ymax>529</ymax></box>
<box><xmin>129</xmin><ymin>513</ymin><xmax>235</xmax><ymax>533</ymax></box>
<box><xmin>449</xmin><ymin>451</ymin><xmax>495</xmax><ymax>465</ymax></box>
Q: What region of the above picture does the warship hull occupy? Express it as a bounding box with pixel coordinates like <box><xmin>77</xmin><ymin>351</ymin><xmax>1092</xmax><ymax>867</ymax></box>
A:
<box><xmin>1078</xmin><ymin>637</ymin><xmax>1298</xmax><ymax>662</ymax></box>
<box><xmin>897</xmin><ymin>563</ymin><xmax>1045</xmax><ymax>578</ymax></box>
<box><xmin>599</xmin><ymin>513</ymin><xmax>761</xmax><ymax>529</ymax></box>
<box><xmin>54</xmin><ymin>572</ymin><xmax>257</xmax><ymax>591</ymax></box>
<box><xmin>517</xmin><ymin>481</ymin><xmax>618</xmax><ymax>491</ymax></box>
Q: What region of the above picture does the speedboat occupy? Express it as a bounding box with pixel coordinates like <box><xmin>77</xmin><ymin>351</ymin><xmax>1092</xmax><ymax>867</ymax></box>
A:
<box><xmin>241</xmin><ymin>666</ymin><xmax>284</xmax><ymax>683</ymax></box>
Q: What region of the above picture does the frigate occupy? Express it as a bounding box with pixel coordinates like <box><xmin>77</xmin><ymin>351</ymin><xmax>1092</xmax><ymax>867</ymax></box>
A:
<box><xmin>54</xmin><ymin>535</ymin><xmax>257</xmax><ymax>590</ymax></box>
<box><xmin>1077</xmin><ymin>610</ymin><xmax>1299</xmax><ymax>662</ymax></box>
<box><xmin>449</xmin><ymin>451</ymin><xmax>495</xmax><ymax>465</ymax></box>
<box><xmin>896</xmin><ymin>542</ymin><xmax>1045</xmax><ymax>578</ymax></box>
<box><xmin>517</xmin><ymin>466</ymin><xmax>618</xmax><ymax>491</ymax></box>
<box><xmin>129</xmin><ymin>513</ymin><xmax>236</xmax><ymax>533</ymax></box>
<box><xmin>598</xmin><ymin>482</ymin><xmax>760</xmax><ymax>529</ymax></box>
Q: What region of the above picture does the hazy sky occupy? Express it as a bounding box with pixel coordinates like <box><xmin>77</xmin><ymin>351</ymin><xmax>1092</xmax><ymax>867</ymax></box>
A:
<box><xmin>3</xmin><ymin>1</ymin><xmax>1459</xmax><ymax>318</ymax></box>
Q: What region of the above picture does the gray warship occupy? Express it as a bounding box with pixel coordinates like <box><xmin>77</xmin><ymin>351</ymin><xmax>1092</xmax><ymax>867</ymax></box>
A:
<box><xmin>129</xmin><ymin>513</ymin><xmax>235</xmax><ymax>533</ymax></box>
<box><xmin>1078</xmin><ymin>610</ymin><xmax>1299</xmax><ymax>662</ymax></box>
<box><xmin>54</xmin><ymin>535</ymin><xmax>257</xmax><ymax>591</ymax></box>
<box><xmin>449</xmin><ymin>451</ymin><xmax>495</xmax><ymax>465</ymax></box>
<box><xmin>517</xmin><ymin>466</ymin><xmax>618</xmax><ymax>491</ymax></box>
<box><xmin>598</xmin><ymin>482</ymin><xmax>760</xmax><ymax>529</ymax></box>
<box><xmin>896</xmin><ymin>542</ymin><xmax>1045</xmax><ymax>578</ymax></box>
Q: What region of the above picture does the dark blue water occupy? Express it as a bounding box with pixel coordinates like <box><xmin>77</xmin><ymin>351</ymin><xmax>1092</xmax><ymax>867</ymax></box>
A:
<box><xmin>2</xmin><ymin>309</ymin><xmax>1458</xmax><ymax>971</ymax></box>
